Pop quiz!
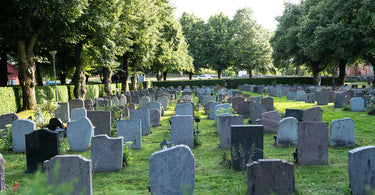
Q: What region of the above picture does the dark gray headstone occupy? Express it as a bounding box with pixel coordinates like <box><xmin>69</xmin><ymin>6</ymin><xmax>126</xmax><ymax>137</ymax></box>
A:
<box><xmin>130</xmin><ymin>109</ymin><xmax>150</xmax><ymax>135</ymax></box>
<box><xmin>305</xmin><ymin>93</ymin><xmax>315</xmax><ymax>103</ymax></box>
<box><xmin>0</xmin><ymin>113</ymin><xmax>19</xmax><ymax>131</ymax></box>
<box><xmin>261</xmin><ymin>111</ymin><xmax>281</xmax><ymax>133</ymax></box>
<box><xmin>231</xmin><ymin>97</ymin><xmax>245</xmax><ymax>113</ymax></box>
<box><xmin>95</xmin><ymin>98</ymin><xmax>109</xmax><ymax>109</ymax></box>
<box><xmin>231</xmin><ymin>125</ymin><xmax>264</xmax><ymax>171</ymax></box>
<box><xmin>285</xmin><ymin>109</ymin><xmax>303</xmax><ymax>122</ymax></box>
<box><xmin>147</xmin><ymin>101</ymin><xmax>164</xmax><ymax>116</ymax></box>
<box><xmin>302</xmin><ymin>107</ymin><xmax>323</xmax><ymax>122</ymax></box>
<box><xmin>67</xmin><ymin>117</ymin><xmax>94</xmax><ymax>152</ymax></box>
<box><xmin>55</xmin><ymin>103</ymin><xmax>70</xmax><ymax>123</ymax></box>
<box><xmin>348</xmin><ymin>146</ymin><xmax>375</xmax><ymax>195</ymax></box>
<box><xmin>246</xmin><ymin>159</ymin><xmax>295</xmax><ymax>195</ymax></box>
<box><xmin>43</xmin><ymin>155</ymin><xmax>92</xmax><ymax>195</ymax></box>
<box><xmin>171</xmin><ymin>115</ymin><xmax>194</xmax><ymax>148</ymax></box>
<box><xmin>218</xmin><ymin>115</ymin><xmax>244</xmax><ymax>148</ymax></box>
<box><xmin>84</xmin><ymin>99</ymin><xmax>94</xmax><ymax>111</ymax></box>
<box><xmin>91</xmin><ymin>135</ymin><xmax>123</xmax><ymax>172</ymax></box>
<box><xmin>334</xmin><ymin>93</ymin><xmax>345</xmax><ymax>108</ymax></box>
<box><xmin>12</xmin><ymin>119</ymin><xmax>35</xmax><ymax>152</ymax></box>
<box><xmin>316</xmin><ymin>91</ymin><xmax>329</xmax><ymax>105</ymax></box>
<box><xmin>117</xmin><ymin>119</ymin><xmax>142</xmax><ymax>149</ymax></box>
<box><xmin>149</xmin><ymin>145</ymin><xmax>195</xmax><ymax>195</ymax></box>
<box><xmin>149</xmin><ymin>108</ymin><xmax>161</xmax><ymax>127</ymax></box>
<box><xmin>25</xmin><ymin>129</ymin><xmax>59</xmax><ymax>173</ymax></box>
<box><xmin>261</xmin><ymin>97</ymin><xmax>274</xmax><ymax>112</ymax></box>
<box><xmin>276</xmin><ymin>117</ymin><xmax>298</xmax><ymax>147</ymax></box>
<box><xmin>249</xmin><ymin>103</ymin><xmax>266</xmax><ymax>124</ymax></box>
<box><xmin>69</xmin><ymin>99</ymin><xmax>84</xmax><ymax>114</ymax></box>
<box><xmin>298</xmin><ymin>122</ymin><xmax>329</xmax><ymax>165</ymax></box>
<box><xmin>87</xmin><ymin>111</ymin><xmax>111</xmax><ymax>136</ymax></box>
<box><xmin>330</xmin><ymin>117</ymin><xmax>355</xmax><ymax>147</ymax></box>
<box><xmin>238</xmin><ymin>101</ymin><xmax>252</xmax><ymax>119</ymax></box>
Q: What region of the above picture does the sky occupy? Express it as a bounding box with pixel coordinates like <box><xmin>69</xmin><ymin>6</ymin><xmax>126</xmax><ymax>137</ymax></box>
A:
<box><xmin>170</xmin><ymin>0</ymin><xmax>301</xmax><ymax>31</ymax></box>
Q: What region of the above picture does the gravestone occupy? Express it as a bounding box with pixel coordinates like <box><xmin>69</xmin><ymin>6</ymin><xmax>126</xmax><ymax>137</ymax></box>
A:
<box><xmin>302</xmin><ymin>107</ymin><xmax>323</xmax><ymax>122</ymax></box>
<box><xmin>95</xmin><ymin>98</ymin><xmax>109</xmax><ymax>109</ymax></box>
<box><xmin>305</xmin><ymin>93</ymin><xmax>315</xmax><ymax>103</ymax></box>
<box><xmin>117</xmin><ymin>119</ymin><xmax>142</xmax><ymax>149</ymax></box>
<box><xmin>87</xmin><ymin>111</ymin><xmax>111</xmax><ymax>136</ymax></box>
<box><xmin>218</xmin><ymin>93</ymin><xmax>229</xmax><ymax>102</ymax></box>
<box><xmin>43</xmin><ymin>155</ymin><xmax>92</xmax><ymax>195</ymax></box>
<box><xmin>55</xmin><ymin>103</ymin><xmax>70</xmax><ymax>123</ymax></box>
<box><xmin>204</xmin><ymin>101</ymin><xmax>214</xmax><ymax>115</ymax></box>
<box><xmin>0</xmin><ymin>154</ymin><xmax>4</xmax><ymax>190</ymax></box>
<box><xmin>71</xmin><ymin>107</ymin><xmax>87</xmax><ymax>121</ymax></box>
<box><xmin>231</xmin><ymin>125</ymin><xmax>264</xmax><ymax>171</ymax></box>
<box><xmin>128</xmin><ymin>103</ymin><xmax>136</xmax><ymax>110</ymax></box>
<box><xmin>231</xmin><ymin>97</ymin><xmax>245</xmax><ymax>113</ymax></box>
<box><xmin>119</xmin><ymin>95</ymin><xmax>127</xmax><ymax>107</ymax></box>
<box><xmin>246</xmin><ymin>159</ymin><xmax>295</xmax><ymax>195</ymax></box>
<box><xmin>334</xmin><ymin>93</ymin><xmax>345</xmax><ymax>108</ymax></box>
<box><xmin>296</xmin><ymin>91</ymin><xmax>306</xmax><ymax>101</ymax></box>
<box><xmin>130</xmin><ymin>109</ymin><xmax>150</xmax><ymax>135</ymax></box>
<box><xmin>261</xmin><ymin>97</ymin><xmax>274</xmax><ymax>112</ymax></box>
<box><xmin>171</xmin><ymin>115</ymin><xmax>194</xmax><ymax>148</ymax></box>
<box><xmin>276</xmin><ymin>117</ymin><xmax>298</xmax><ymax>147</ymax></box>
<box><xmin>348</xmin><ymin>146</ymin><xmax>375</xmax><ymax>195</ymax></box>
<box><xmin>328</xmin><ymin>91</ymin><xmax>335</xmax><ymax>103</ymax></box>
<box><xmin>69</xmin><ymin>99</ymin><xmax>84</xmax><ymax>114</ymax></box>
<box><xmin>287</xmin><ymin>91</ymin><xmax>296</xmax><ymax>100</ymax></box>
<box><xmin>67</xmin><ymin>117</ymin><xmax>94</xmax><ymax>152</ymax></box>
<box><xmin>149</xmin><ymin>109</ymin><xmax>161</xmax><ymax>127</ymax></box>
<box><xmin>25</xmin><ymin>129</ymin><xmax>59</xmax><ymax>173</ymax></box>
<box><xmin>110</xmin><ymin>96</ymin><xmax>119</xmax><ymax>107</ymax></box>
<box><xmin>261</xmin><ymin>111</ymin><xmax>281</xmax><ymax>133</ymax></box>
<box><xmin>238</xmin><ymin>101</ymin><xmax>252</xmax><ymax>119</ymax></box>
<box><xmin>215</xmin><ymin>103</ymin><xmax>232</xmax><ymax>116</ymax></box>
<box><xmin>351</xmin><ymin>97</ymin><xmax>364</xmax><ymax>112</ymax></box>
<box><xmin>217</xmin><ymin>115</ymin><xmax>244</xmax><ymax>148</ymax></box>
<box><xmin>298</xmin><ymin>122</ymin><xmax>329</xmax><ymax>165</ymax></box>
<box><xmin>285</xmin><ymin>109</ymin><xmax>303</xmax><ymax>121</ymax></box>
<box><xmin>316</xmin><ymin>91</ymin><xmax>329</xmax><ymax>105</ymax></box>
<box><xmin>12</xmin><ymin>119</ymin><xmax>35</xmax><ymax>152</ymax></box>
<box><xmin>176</xmin><ymin>103</ymin><xmax>194</xmax><ymax>117</ymax></box>
<box><xmin>138</xmin><ymin>97</ymin><xmax>150</xmax><ymax>109</ymax></box>
<box><xmin>249</xmin><ymin>103</ymin><xmax>266</xmax><ymax>124</ymax></box>
<box><xmin>0</xmin><ymin>113</ymin><xmax>19</xmax><ymax>131</ymax></box>
<box><xmin>91</xmin><ymin>135</ymin><xmax>123</xmax><ymax>172</ymax></box>
<box><xmin>149</xmin><ymin>145</ymin><xmax>195</xmax><ymax>195</ymax></box>
<box><xmin>147</xmin><ymin>101</ymin><xmax>164</xmax><ymax>116</ymax></box>
<box><xmin>84</xmin><ymin>99</ymin><xmax>94</xmax><ymax>111</ymax></box>
<box><xmin>330</xmin><ymin>117</ymin><xmax>355</xmax><ymax>147</ymax></box>
<box><xmin>157</xmin><ymin>96</ymin><xmax>168</xmax><ymax>111</ymax></box>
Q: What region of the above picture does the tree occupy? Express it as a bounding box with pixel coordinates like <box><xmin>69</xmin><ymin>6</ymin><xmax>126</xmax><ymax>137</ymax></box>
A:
<box><xmin>0</xmin><ymin>0</ymin><xmax>87</xmax><ymax>109</ymax></box>
<box><xmin>205</xmin><ymin>13</ymin><xmax>234</xmax><ymax>79</ymax></box>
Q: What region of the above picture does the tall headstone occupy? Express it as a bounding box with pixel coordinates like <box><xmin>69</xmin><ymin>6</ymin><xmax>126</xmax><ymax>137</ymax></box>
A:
<box><xmin>71</xmin><ymin>107</ymin><xmax>87</xmax><ymax>121</ymax></box>
<box><xmin>261</xmin><ymin>111</ymin><xmax>281</xmax><ymax>133</ymax></box>
<box><xmin>231</xmin><ymin>125</ymin><xmax>264</xmax><ymax>171</ymax></box>
<box><xmin>149</xmin><ymin>109</ymin><xmax>161</xmax><ymax>127</ymax></box>
<box><xmin>334</xmin><ymin>93</ymin><xmax>345</xmax><ymax>108</ymax></box>
<box><xmin>67</xmin><ymin>117</ymin><xmax>94</xmax><ymax>152</ymax></box>
<box><xmin>149</xmin><ymin>145</ymin><xmax>195</xmax><ymax>195</ymax></box>
<box><xmin>55</xmin><ymin>102</ymin><xmax>70</xmax><ymax>123</ymax></box>
<box><xmin>157</xmin><ymin>96</ymin><xmax>169</xmax><ymax>111</ymax></box>
<box><xmin>87</xmin><ymin>111</ymin><xmax>111</xmax><ymax>136</ymax></box>
<box><xmin>12</xmin><ymin>119</ymin><xmax>35</xmax><ymax>152</ymax></box>
<box><xmin>69</xmin><ymin>99</ymin><xmax>84</xmax><ymax>114</ymax></box>
<box><xmin>117</xmin><ymin>119</ymin><xmax>142</xmax><ymax>149</ymax></box>
<box><xmin>261</xmin><ymin>97</ymin><xmax>274</xmax><ymax>112</ymax></box>
<box><xmin>348</xmin><ymin>146</ymin><xmax>375</xmax><ymax>195</ymax></box>
<box><xmin>0</xmin><ymin>113</ymin><xmax>19</xmax><ymax>131</ymax></box>
<box><xmin>238</xmin><ymin>101</ymin><xmax>252</xmax><ymax>119</ymax></box>
<box><xmin>298</xmin><ymin>122</ymin><xmax>329</xmax><ymax>165</ymax></box>
<box><xmin>91</xmin><ymin>135</ymin><xmax>123</xmax><ymax>172</ymax></box>
<box><xmin>351</xmin><ymin>97</ymin><xmax>365</xmax><ymax>112</ymax></box>
<box><xmin>302</xmin><ymin>107</ymin><xmax>323</xmax><ymax>122</ymax></box>
<box><xmin>25</xmin><ymin>129</ymin><xmax>59</xmax><ymax>173</ymax></box>
<box><xmin>249</xmin><ymin>103</ymin><xmax>266</xmax><ymax>124</ymax></box>
<box><xmin>171</xmin><ymin>115</ymin><xmax>194</xmax><ymax>148</ymax></box>
<box><xmin>217</xmin><ymin>115</ymin><xmax>244</xmax><ymax>148</ymax></box>
<box><xmin>130</xmin><ymin>109</ymin><xmax>150</xmax><ymax>135</ymax></box>
<box><xmin>330</xmin><ymin>118</ymin><xmax>355</xmax><ymax>147</ymax></box>
<box><xmin>276</xmin><ymin>117</ymin><xmax>298</xmax><ymax>147</ymax></box>
<box><xmin>43</xmin><ymin>155</ymin><xmax>92</xmax><ymax>195</ymax></box>
<box><xmin>246</xmin><ymin>159</ymin><xmax>295</xmax><ymax>195</ymax></box>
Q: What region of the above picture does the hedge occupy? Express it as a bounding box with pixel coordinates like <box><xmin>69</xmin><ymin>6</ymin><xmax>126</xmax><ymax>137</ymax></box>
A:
<box><xmin>0</xmin><ymin>87</ymin><xmax>18</xmax><ymax>115</ymax></box>
<box><xmin>85</xmin><ymin>84</ymin><xmax>100</xmax><ymax>100</ymax></box>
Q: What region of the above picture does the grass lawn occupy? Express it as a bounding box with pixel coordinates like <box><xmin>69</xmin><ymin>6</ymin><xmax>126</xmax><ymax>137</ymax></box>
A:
<box><xmin>3</xmin><ymin>90</ymin><xmax>374</xmax><ymax>194</ymax></box>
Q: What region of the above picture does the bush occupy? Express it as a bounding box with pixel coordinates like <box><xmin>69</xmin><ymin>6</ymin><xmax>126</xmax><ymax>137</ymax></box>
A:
<box><xmin>85</xmin><ymin>84</ymin><xmax>100</xmax><ymax>100</ymax></box>
<box><xmin>0</xmin><ymin>87</ymin><xmax>18</xmax><ymax>115</ymax></box>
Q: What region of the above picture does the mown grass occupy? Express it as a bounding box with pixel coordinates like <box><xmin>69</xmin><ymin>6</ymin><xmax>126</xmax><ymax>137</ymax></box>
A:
<box><xmin>2</xmin><ymin>90</ymin><xmax>375</xmax><ymax>194</ymax></box>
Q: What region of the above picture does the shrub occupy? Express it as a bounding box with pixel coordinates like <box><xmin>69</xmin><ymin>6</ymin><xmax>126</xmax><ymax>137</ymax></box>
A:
<box><xmin>0</xmin><ymin>87</ymin><xmax>18</xmax><ymax>115</ymax></box>
<box><xmin>85</xmin><ymin>84</ymin><xmax>100</xmax><ymax>100</ymax></box>
<box><xmin>0</xmin><ymin>124</ymin><xmax>13</xmax><ymax>151</ymax></box>
<box><xmin>122</xmin><ymin>141</ymin><xmax>133</xmax><ymax>168</ymax></box>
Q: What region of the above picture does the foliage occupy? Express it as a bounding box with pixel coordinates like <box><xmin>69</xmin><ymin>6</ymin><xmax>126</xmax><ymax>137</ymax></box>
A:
<box><xmin>0</xmin><ymin>125</ymin><xmax>13</xmax><ymax>151</ymax></box>
<box><xmin>33</xmin><ymin>92</ymin><xmax>58</xmax><ymax>129</ymax></box>
<box><xmin>84</xmin><ymin>84</ymin><xmax>100</xmax><ymax>100</ymax></box>
<box><xmin>215</xmin><ymin>107</ymin><xmax>234</xmax><ymax>116</ymax></box>
<box><xmin>367</xmin><ymin>99</ymin><xmax>375</xmax><ymax>115</ymax></box>
<box><xmin>0</xmin><ymin>87</ymin><xmax>18</xmax><ymax>115</ymax></box>
<box><xmin>122</xmin><ymin>141</ymin><xmax>133</xmax><ymax>168</ymax></box>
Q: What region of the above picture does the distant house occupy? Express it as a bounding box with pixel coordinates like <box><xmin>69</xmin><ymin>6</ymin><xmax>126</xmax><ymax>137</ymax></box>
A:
<box><xmin>346</xmin><ymin>65</ymin><xmax>374</xmax><ymax>76</ymax></box>
<box><xmin>7</xmin><ymin>62</ymin><xmax>19</xmax><ymax>85</ymax></box>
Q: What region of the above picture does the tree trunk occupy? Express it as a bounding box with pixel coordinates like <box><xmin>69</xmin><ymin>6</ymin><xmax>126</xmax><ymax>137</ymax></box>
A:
<box><xmin>73</xmin><ymin>42</ymin><xmax>86</xmax><ymax>99</ymax></box>
<box><xmin>121</xmin><ymin>53</ymin><xmax>129</xmax><ymax>93</ymax></box>
<box><xmin>217</xmin><ymin>70</ymin><xmax>222</xmax><ymax>79</ymax></box>
<box><xmin>248</xmin><ymin>69</ymin><xmax>253</xmax><ymax>78</ymax></box>
<box><xmin>311</xmin><ymin>62</ymin><xmax>320</xmax><ymax>86</ymax></box>
<box><xmin>17</xmin><ymin>32</ymin><xmax>39</xmax><ymax>110</ymax></box>
<box><xmin>295</xmin><ymin>66</ymin><xmax>299</xmax><ymax>75</ymax></box>
<box><xmin>0</xmin><ymin>50</ymin><xmax>8</xmax><ymax>87</ymax></box>
<box><xmin>130</xmin><ymin>63</ymin><xmax>137</xmax><ymax>91</ymax></box>
<box><xmin>338</xmin><ymin>59</ymin><xmax>347</xmax><ymax>86</ymax></box>
<box><xmin>35</xmin><ymin>62</ymin><xmax>43</xmax><ymax>86</ymax></box>
<box><xmin>103</xmin><ymin>66</ymin><xmax>112</xmax><ymax>96</ymax></box>
<box><xmin>163</xmin><ymin>71</ymin><xmax>167</xmax><ymax>81</ymax></box>
<box><xmin>188</xmin><ymin>71</ymin><xmax>193</xmax><ymax>80</ymax></box>
<box><xmin>156</xmin><ymin>67</ymin><xmax>162</xmax><ymax>81</ymax></box>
